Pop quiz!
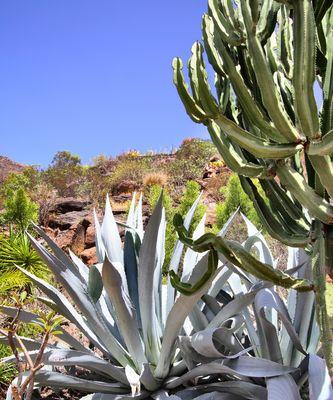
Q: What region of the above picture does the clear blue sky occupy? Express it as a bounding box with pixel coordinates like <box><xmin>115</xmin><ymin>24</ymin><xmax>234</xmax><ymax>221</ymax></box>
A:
<box><xmin>0</xmin><ymin>1</ymin><xmax>209</xmax><ymax>167</ymax></box>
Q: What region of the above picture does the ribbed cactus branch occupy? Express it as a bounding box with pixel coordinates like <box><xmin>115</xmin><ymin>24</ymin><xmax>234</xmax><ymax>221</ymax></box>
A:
<box><xmin>173</xmin><ymin>0</ymin><xmax>333</xmax><ymax>370</ymax></box>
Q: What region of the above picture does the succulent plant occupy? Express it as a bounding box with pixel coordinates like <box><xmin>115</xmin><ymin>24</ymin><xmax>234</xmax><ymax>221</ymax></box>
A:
<box><xmin>172</xmin><ymin>0</ymin><xmax>333</xmax><ymax>369</ymax></box>
<box><xmin>0</xmin><ymin>195</ymin><xmax>331</xmax><ymax>399</ymax></box>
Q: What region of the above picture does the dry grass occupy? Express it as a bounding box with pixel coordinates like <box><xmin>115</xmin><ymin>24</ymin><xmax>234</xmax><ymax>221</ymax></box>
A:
<box><xmin>143</xmin><ymin>172</ymin><xmax>169</xmax><ymax>187</ymax></box>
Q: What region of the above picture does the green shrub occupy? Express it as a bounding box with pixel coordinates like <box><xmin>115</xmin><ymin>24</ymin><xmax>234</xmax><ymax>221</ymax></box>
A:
<box><xmin>110</xmin><ymin>157</ymin><xmax>152</xmax><ymax>191</ymax></box>
<box><xmin>0</xmin><ymin>233</ymin><xmax>49</xmax><ymax>293</ymax></box>
<box><xmin>148</xmin><ymin>181</ymin><xmax>205</xmax><ymax>273</ymax></box>
<box><xmin>167</xmin><ymin>138</ymin><xmax>216</xmax><ymax>185</ymax></box>
<box><xmin>1</xmin><ymin>188</ymin><xmax>38</xmax><ymax>232</ymax></box>
<box><xmin>0</xmin><ymin>344</ymin><xmax>16</xmax><ymax>386</ymax></box>
<box><xmin>215</xmin><ymin>174</ymin><xmax>263</xmax><ymax>230</ymax></box>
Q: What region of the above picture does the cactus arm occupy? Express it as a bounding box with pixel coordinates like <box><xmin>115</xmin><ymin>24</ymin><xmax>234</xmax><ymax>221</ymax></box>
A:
<box><xmin>207</xmin><ymin>122</ymin><xmax>272</xmax><ymax>178</ymax></box>
<box><xmin>239</xmin><ymin>0</ymin><xmax>301</xmax><ymax>142</ymax></box>
<box><xmin>292</xmin><ymin>0</ymin><xmax>320</xmax><ymax>138</ymax></box>
<box><xmin>276</xmin><ymin>163</ymin><xmax>333</xmax><ymax>224</ymax></box>
<box><xmin>169</xmin><ymin>249</ymin><xmax>218</xmax><ymax>295</ymax></box>
<box><xmin>188</xmin><ymin>42</ymin><xmax>220</xmax><ymax>116</ymax></box>
<box><xmin>314</xmin><ymin>0</ymin><xmax>333</xmax><ymax>24</ymax></box>
<box><xmin>307</xmin><ymin>130</ymin><xmax>333</xmax><ymax>155</ymax></box>
<box><xmin>277</xmin><ymin>6</ymin><xmax>293</xmax><ymax>79</ymax></box>
<box><xmin>277</xmin><ymin>73</ymin><xmax>296</xmax><ymax>123</ymax></box>
<box><xmin>172</xmin><ymin>57</ymin><xmax>208</xmax><ymax>123</ymax></box>
<box><xmin>203</xmin><ymin>15</ymin><xmax>286</xmax><ymax>142</ymax></box>
<box><xmin>261</xmin><ymin>179</ymin><xmax>309</xmax><ymax>225</ymax></box>
<box><xmin>170</xmin><ymin>214</ymin><xmax>313</xmax><ymax>294</ymax></box>
<box><xmin>239</xmin><ymin>176</ymin><xmax>309</xmax><ymax>247</ymax></box>
<box><xmin>259</xmin><ymin>180</ymin><xmax>311</xmax><ymax>234</ymax></box>
<box><xmin>308</xmin><ymin>154</ymin><xmax>333</xmax><ymax>198</ymax></box>
<box><xmin>322</xmin><ymin>25</ymin><xmax>333</xmax><ymax>134</ymax></box>
<box><xmin>312</xmin><ymin>221</ymin><xmax>333</xmax><ymax>371</ymax></box>
<box><xmin>215</xmin><ymin>115</ymin><xmax>303</xmax><ymax>158</ymax></box>
<box><xmin>257</xmin><ymin>0</ymin><xmax>280</xmax><ymax>44</ymax></box>
<box><xmin>207</xmin><ymin>0</ymin><xmax>243</xmax><ymax>45</ymax></box>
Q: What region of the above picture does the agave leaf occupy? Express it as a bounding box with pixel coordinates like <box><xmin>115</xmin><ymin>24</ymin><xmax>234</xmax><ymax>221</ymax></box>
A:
<box><xmin>101</xmin><ymin>194</ymin><xmax>123</xmax><ymax>265</ymax></box>
<box><xmin>207</xmin><ymin>289</ymin><xmax>259</xmax><ymax>329</ymax></box>
<box><xmin>138</xmin><ymin>194</ymin><xmax>163</xmax><ymax>364</ymax></box>
<box><xmin>30</xmin><ymin>224</ymin><xmax>83</xmax><ymax>282</ymax></box>
<box><xmin>126</xmin><ymin>192</ymin><xmax>137</xmax><ymax>227</ymax></box>
<box><xmin>15</xmin><ymin>266</ymin><xmax>131</xmax><ymax>364</ymax></box>
<box><xmin>94</xmin><ymin>209</ymin><xmax>105</xmax><ymax>263</ymax></box>
<box><xmin>123</xmin><ymin>230</ymin><xmax>140</xmax><ymax>322</ymax></box>
<box><xmin>190</xmin><ymin>327</ymin><xmax>247</xmax><ymax>358</ymax></box>
<box><xmin>4</xmin><ymin>348</ymin><xmax>129</xmax><ymax>385</ymax></box>
<box><xmin>154</xmin><ymin>208</ymin><xmax>166</xmax><ymax>330</ymax></box>
<box><xmin>255</xmin><ymin>289</ymin><xmax>306</xmax><ymax>358</ymax></box>
<box><xmin>135</xmin><ymin>193</ymin><xmax>144</xmax><ymax>240</ymax></box>
<box><xmin>156</xmin><ymin>262</ymin><xmax>222</xmax><ymax>379</ymax></box>
<box><xmin>308</xmin><ymin>354</ymin><xmax>333</xmax><ymax>400</ymax></box>
<box><xmin>102</xmin><ymin>257</ymin><xmax>146</xmax><ymax>370</ymax></box>
<box><xmin>80</xmin><ymin>394</ymin><xmax>149</xmax><ymax>400</ymax></box>
<box><xmin>266</xmin><ymin>374</ymin><xmax>301</xmax><ymax>400</ymax></box>
<box><xmin>165</xmin><ymin>358</ymin><xmax>296</xmax><ymax>389</ymax></box>
<box><xmin>88</xmin><ymin>265</ymin><xmax>104</xmax><ymax>303</ymax></box>
<box><xmin>176</xmin><ymin>381</ymin><xmax>267</xmax><ymax>400</ymax></box>
<box><xmin>69</xmin><ymin>249</ymin><xmax>89</xmax><ymax>283</ymax></box>
<box><xmin>33</xmin><ymin>370</ymin><xmax>129</xmax><ymax>394</ymax></box>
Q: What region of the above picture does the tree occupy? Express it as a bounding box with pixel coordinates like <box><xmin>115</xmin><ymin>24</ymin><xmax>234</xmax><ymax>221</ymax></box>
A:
<box><xmin>173</xmin><ymin>1</ymin><xmax>333</xmax><ymax>369</ymax></box>
<box><xmin>45</xmin><ymin>150</ymin><xmax>83</xmax><ymax>197</ymax></box>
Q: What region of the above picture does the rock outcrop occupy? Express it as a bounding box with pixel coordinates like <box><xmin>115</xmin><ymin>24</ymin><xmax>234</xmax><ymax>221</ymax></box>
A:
<box><xmin>0</xmin><ymin>156</ymin><xmax>27</xmax><ymax>183</ymax></box>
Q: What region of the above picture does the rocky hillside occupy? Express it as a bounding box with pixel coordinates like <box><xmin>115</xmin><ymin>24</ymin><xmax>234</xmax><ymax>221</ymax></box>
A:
<box><xmin>0</xmin><ymin>144</ymin><xmax>231</xmax><ymax>263</ymax></box>
<box><xmin>0</xmin><ymin>156</ymin><xmax>26</xmax><ymax>183</ymax></box>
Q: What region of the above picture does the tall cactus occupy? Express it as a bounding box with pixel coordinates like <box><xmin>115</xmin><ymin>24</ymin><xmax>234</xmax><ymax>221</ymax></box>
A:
<box><xmin>172</xmin><ymin>0</ymin><xmax>333</xmax><ymax>369</ymax></box>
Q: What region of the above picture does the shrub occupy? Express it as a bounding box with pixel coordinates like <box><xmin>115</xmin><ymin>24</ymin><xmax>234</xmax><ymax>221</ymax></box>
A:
<box><xmin>109</xmin><ymin>157</ymin><xmax>152</xmax><ymax>192</ymax></box>
<box><xmin>0</xmin><ymin>233</ymin><xmax>49</xmax><ymax>293</ymax></box>
<box><xmin>215</xmin><ymin>174</ymin><xmax>263</xmax><ymax>230</ymax></box>
<box><xmin>167</xmin><ymin>138</ymin><xmax>216</xmax><ymax>185</ymax></box>
<box><xmin>1</xmin><ymin>188</ymin><xmax>39</xmax><ymax>232</ymax></box>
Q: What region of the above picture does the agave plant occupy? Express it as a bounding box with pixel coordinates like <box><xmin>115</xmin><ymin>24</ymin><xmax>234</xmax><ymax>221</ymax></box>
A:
<box><xmin>0</xmin><ymin>194</ymin><xmax>331</xmax><ymax>399</ymax></box>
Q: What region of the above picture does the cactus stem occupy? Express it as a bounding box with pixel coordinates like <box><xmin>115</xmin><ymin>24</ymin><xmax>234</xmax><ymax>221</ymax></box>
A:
<box><xmin>313</xmin><ymin>222</ymin><xmax>333</xmax><ymax>375</ymax></box>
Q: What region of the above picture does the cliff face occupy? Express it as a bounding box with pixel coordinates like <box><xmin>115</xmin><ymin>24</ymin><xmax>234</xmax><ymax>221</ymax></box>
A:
<box><xmin>0</xmin><ymin>156</ymin><xmax>26</xmax><ymax>183</ymax></box>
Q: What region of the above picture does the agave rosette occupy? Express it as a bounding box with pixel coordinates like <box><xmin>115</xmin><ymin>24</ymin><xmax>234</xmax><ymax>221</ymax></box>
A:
<box><xmin>0</xmin><ymin>194</ymin><xmax>331</xmax><ymax>399</ymax></box>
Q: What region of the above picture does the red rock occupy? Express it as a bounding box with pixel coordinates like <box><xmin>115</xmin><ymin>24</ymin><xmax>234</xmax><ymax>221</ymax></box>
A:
<box><xmin>81</xmin><ymin>247</ymin><xmax>98</xmax><ymax>265</ymax></box>
<box><xmin>85</xmin><ymin>225</ymin><xmax>95</xmax><ymax>247</ymax></box>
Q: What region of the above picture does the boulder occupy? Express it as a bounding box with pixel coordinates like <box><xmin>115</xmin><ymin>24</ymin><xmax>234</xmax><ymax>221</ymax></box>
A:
<box><xmin>114</xmin><ymin>180</ymin><xmax>140</xmax><ymax>195</ymax></box>
<box><xmin>48</xmin><ymin>210</ymin><xmax>92</xmax><ymax>230</ymax></box>
<box><xmin>50</xmin><ymin>197</ymin><xmax>91</xmax><ymax>213</ymax></box>
<box><xmin>81</xmin><ymin>247</ymin><xmax>98</xmax><ymax>265</ymax></box>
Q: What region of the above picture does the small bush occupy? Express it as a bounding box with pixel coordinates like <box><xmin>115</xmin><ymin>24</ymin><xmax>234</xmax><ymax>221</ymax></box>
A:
<box><xmin>1</xmin><ymin>188</ymin><xmax>39</xmax><ymax>232</ymax></box>
<box><xmin>215</xmin><ymin>174</ymin><xmax>263</xmax><ymax>230</ymax></box>
<box><xmin>0</xmin><ymin>233</ymin><xmax>49</xmax><ymax>293</ymax></box>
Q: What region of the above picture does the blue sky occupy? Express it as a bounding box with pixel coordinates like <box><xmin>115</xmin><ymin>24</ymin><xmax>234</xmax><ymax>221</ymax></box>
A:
<box><xmin>0</xmin><ymin>1</ymin><xmax>209</xmax><ymax>167</ymax></box>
